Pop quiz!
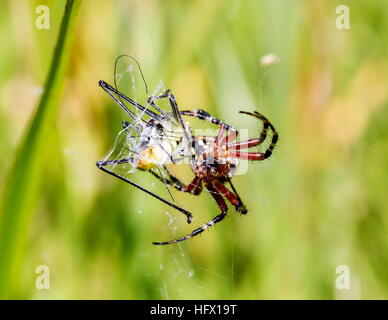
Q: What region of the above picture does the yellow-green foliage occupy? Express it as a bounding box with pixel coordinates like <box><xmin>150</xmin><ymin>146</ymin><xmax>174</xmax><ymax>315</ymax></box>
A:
<box><xmin>0</xmin><ymin>0</ymin><xmax>387</xmax><ymax>299</ymax></box>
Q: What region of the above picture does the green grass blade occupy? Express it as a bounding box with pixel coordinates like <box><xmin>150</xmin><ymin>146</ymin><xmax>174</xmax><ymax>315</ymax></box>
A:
<box><xmin>0</xmin><ymin>0</ymin><xmax>81</xmax><ymax>298</ymax></box>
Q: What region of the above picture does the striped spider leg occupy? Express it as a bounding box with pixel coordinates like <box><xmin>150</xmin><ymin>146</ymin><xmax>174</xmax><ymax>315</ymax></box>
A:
<box><xmin>226</xmin><ymin>111</ymin><xmax>279</xmax><ymax>161</ymax></box>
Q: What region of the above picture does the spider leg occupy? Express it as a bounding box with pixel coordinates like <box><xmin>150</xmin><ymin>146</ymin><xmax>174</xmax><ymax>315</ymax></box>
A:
<box><xmin>96</xmin><ymin>159</ymin><xmax>193</xmax><ymax>223</ymax></box>
<box><xmin>227</xmin><ymin>151</ymin><xmax>269</xmax><ymax>161</ymax></box>
<box><xmin>226</xmin><ymin>177</ymin><xmax>245</xmax><ymax>210</ymax></box>
<box><xmin>215</xmin><ymin>124</ymin><xmax>238</xmax><ymax>146</ymax></box>
<box><xmin>152</xmin><ymin>181</ymin><xmax>227</xmax><ymax>245</ymax></box>
<box><xmin>180</xmin><ymin>109</ymin><xmax>233</xmax><ymax>130</ymax></box>
<box><xmin>180</xmin><ymin>109</ymin><xmax>238</xmax><ymax>147</ymax></box>
<box><xmin>213</xmin><ymin>180</ymin><xmax>247</xmax><ymax>214</ymax></box>
<box><xmin>149</xmin><ymin>169</ymin><xmax>203</xmax><ymax>195</ymax></box>
<box><xmin>226</xmin><ymin>121</ymin><xmax>268</xmax><ymax>150</ymax></box>
<box><xmin>227</xmin><ymin>111</ymin><xmax>278</xmax><ymax>156</ymax></box>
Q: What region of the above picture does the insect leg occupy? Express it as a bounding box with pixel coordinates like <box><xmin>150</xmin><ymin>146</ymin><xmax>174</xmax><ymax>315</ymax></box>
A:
<box><xmin>146</xmin><ymin>90</ymin><xmax>175</xmax><ymax>124</ymax></box>
<box><xmin>99</xmin><ymin>80</ymin><xmax>174</xmax><ymax>130</ymax></box>
<box><xmin>96</xmin><ymin>159</ymin><xmax>193</xmax><ymax>223</ymax></box>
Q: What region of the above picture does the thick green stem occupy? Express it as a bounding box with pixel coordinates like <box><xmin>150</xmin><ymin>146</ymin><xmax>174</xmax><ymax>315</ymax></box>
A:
<box><xmin>0</xmin><ymin>0</ymin><xmax>81</xmax><ymax>298</ymax></box>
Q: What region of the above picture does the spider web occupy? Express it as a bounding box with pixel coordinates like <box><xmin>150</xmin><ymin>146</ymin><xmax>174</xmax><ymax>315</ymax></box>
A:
<box><xmin>152</xmin><ymin>210</ymin><xmax>236</xmax><ymax>299</ymax></box>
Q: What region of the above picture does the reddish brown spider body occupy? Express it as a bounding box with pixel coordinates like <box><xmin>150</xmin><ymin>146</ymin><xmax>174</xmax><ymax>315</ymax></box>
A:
<box><xmin>152</xmin><ymin>109</ymin><xmax>278</xmax><ymax>245</ymax></box>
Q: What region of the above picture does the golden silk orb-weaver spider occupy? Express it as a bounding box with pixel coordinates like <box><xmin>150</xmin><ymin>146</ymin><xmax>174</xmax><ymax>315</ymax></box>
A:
<box><xmin>97</xmin><ymin>58</ymin><xmax>278</xmax><ymax>245</ymax></box>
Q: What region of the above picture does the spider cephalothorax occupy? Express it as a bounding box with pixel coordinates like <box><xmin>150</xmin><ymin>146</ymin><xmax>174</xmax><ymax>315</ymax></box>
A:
<box><xmin>191</xmin><ymin>135</ymin><xmax>238</xmax><ymax>180</ymax></box>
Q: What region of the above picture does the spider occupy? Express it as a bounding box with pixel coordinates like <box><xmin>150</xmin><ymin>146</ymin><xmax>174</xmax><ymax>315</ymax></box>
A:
<box><xmin>150</xmin><ymin>108</ymin><xmax>278</xmax><ymax>245</ymax></box>
<box><xmin>97</xmin><ymin>62</ymin><xmax>278</xmax><ymax>245</ymax></box>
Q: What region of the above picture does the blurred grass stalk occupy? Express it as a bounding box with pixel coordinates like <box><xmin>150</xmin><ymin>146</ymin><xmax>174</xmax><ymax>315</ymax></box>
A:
<box><xmin>0</xmin><ymin>0</ymin><xmax>80</xmax><ymax>298</ymax></box>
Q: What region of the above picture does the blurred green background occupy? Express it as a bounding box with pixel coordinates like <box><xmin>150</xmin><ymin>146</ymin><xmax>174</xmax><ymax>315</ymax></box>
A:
<box><xmin>0</xmin><ymin>0</ymin><xmax>387</xmax><ymax>299</ymax></box>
